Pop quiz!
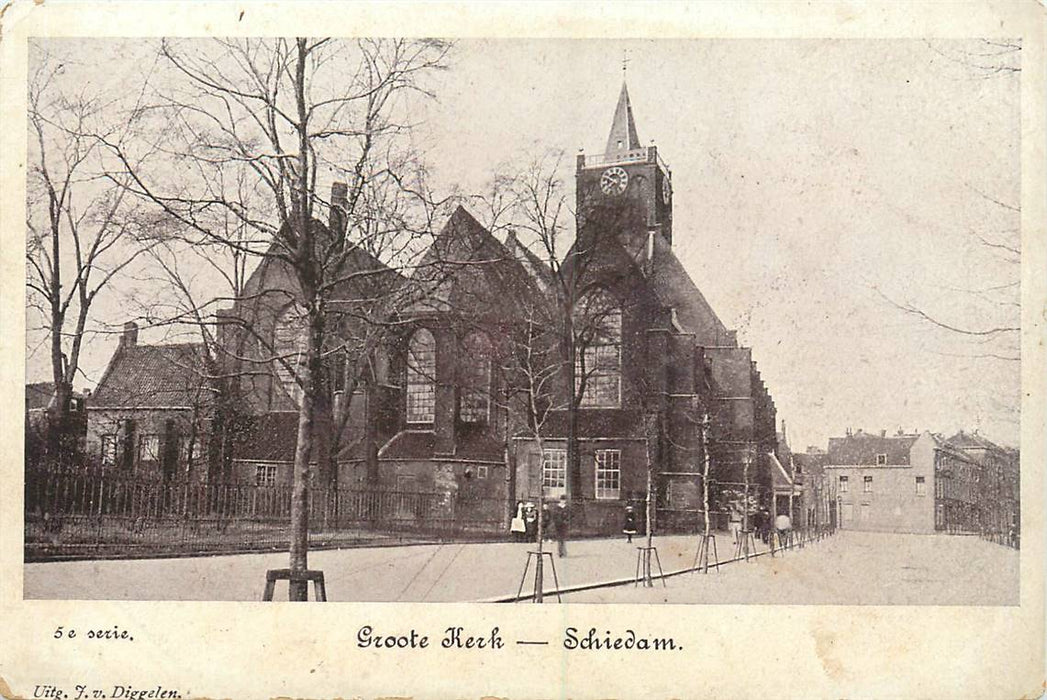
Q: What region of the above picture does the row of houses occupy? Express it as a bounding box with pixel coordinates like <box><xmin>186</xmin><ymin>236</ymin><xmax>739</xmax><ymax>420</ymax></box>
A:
<box><xmin>776</xmin><ymin>428</ymin><xmax>1019</xmax><ymax>542</ymax></box>
<box><xmin>29</xmin><ymin>81</ymin><xmax>781</xmax><ymax>536</ymax></box>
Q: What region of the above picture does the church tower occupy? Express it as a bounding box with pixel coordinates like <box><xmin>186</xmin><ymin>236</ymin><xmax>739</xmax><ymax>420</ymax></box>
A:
<box><xmin>576</xmin><ymin>80</ymin><xmax>673</xmax><ymax>246</ymax></box>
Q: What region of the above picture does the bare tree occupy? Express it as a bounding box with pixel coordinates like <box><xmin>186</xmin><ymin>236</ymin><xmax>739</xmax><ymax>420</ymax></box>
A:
<box><xmin>876</xmin><ymin>41</ymin><xmax>1021</xmax><ymax>366</ymax></box>
<box><xmin>875</xmin><ymin>183</ymin><xmax>1020</xmax><ymax>364</ymax></box>
<box><xmin>26</xmin><ymin>47</ymin><xmax>159</xmax><ymax>465</ymax></box>
<box><xmin>102</xmin><ymin>37</ymin><xmax>450</xmax><ymax>600</ymax></box>
<box><xmin>496</xmin><ymin>298</ymin><xmax>569</xmax><ymax>602</ymax></box>
<box><xmin>476</xmin><ymin>150</ymin><xmax>640</xmax><ymax>505</ymax></box>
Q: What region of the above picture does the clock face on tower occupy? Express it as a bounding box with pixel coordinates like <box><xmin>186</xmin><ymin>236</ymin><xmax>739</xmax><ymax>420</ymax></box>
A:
<box><xmin>600</xmin><ymin>166</ymin><xmax>629</xmax><ymax>195</ymax></box>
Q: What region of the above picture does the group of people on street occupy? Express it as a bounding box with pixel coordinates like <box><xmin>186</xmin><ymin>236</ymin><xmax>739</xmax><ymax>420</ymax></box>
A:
<box><xmin>510</xmin><ymin>498</ymin><xmax>647</xmax><ymax>556</ymax></box>
<box><xmin>510</xmin><ymin>496</ymin><xmax>572</xmax><ymax>556</ymax></box>
<box><xmin>727</xmin><ymin>503</ymin><xmax>793</xmax><ymax>548</ymax></box>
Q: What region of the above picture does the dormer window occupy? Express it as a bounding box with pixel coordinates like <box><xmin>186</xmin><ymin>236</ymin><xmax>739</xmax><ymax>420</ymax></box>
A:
<box><xmin>876</xmin><ymin>453</ymin><xmax>887</xmax><ymax>466</ymax></box>
<box><xmin>406</xmin><ymin>328</ymin><xmax>436</xmax><ymax>424</ymax></box>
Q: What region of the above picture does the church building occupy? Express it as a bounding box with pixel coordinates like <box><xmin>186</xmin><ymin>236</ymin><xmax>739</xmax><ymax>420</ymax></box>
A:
<box><xmin>511</xmin><ymin>80</ymin><xmax>778</xmax><ymax>534</ymax></box>
<box><xmin>82</xmin><ymin>79</ymin><xmax>780</xmax><ymax>538</ymax></box>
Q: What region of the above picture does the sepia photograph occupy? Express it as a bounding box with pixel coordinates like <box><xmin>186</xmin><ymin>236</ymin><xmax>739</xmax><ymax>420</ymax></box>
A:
<box><xmin>21</xmin><ymin>35</ymin><xmax>1024</xmax><ymax>607</ymax></box>
<box><xmin>4</xmin><ymin>3</ymin><xmax>1045</xmax><ymax>697</ymax></box>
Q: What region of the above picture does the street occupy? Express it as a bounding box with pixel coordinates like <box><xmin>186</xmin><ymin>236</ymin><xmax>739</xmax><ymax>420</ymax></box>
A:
<box><xmin>23</xmin><ymin>530</ymin><xmax>1017</xmax><ymax>605</ymax></box>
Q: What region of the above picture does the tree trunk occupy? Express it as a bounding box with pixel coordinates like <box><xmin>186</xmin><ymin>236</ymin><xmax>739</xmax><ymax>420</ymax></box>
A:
<box><xmin>503</xmin><ymin>401</ymin><xmax>514</xmax><ymax>531</ymax></box>
<box><xmin>288</xmin><ymin>310</ymin><xmax>321</xmax><ymax>601</ymax></box>
<box><xmin>702</xmin><ymin>414</ymin><xmax>710</xmax><ymax>537</ymax></box>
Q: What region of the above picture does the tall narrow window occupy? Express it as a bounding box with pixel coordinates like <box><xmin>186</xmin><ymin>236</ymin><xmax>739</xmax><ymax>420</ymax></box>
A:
<box><xmin>460</xmin><ymin>332</ymin><xmax>491</xmax><ymax>423</ymax></box>
<box><xmin>839</xmin><ymin>475</ymin><xmax>849</xmax><ymax>493</ymax></box>
<box><xmin>863</xmin><ymin>475</ymin><xmax>873</xmax><ymax>493</ymax></box>
<box><xmin>575</xmin><ymin>289</ymin><xmax>622</xmax><ymax>408</ymax></box>
<box><xmin>406</xmin><ymin>328</ymin><xmax>436</xmax><ymax>423</ymax></box>
<box><xmin>542</xmin><ymin>448</ymin><xmax>567</xmax><ymax>496</ymax></box>
<box><xmin>594</xmin><ymin>449</ymin><xmax>621</xmax><ymax>499</ymax></box>
<box><xmin>915</xmin><ymin>476</ymin><xmax>926</xmax><ymax>496</ymax></box>
<box><xmin>100</xmin><ymin>435</ymin><xmax>117</xmax><ymax>467</ymax></box>
<box><xmin>274</xmin><ymin>303</ymin><xmax>306</xmax><ymax>404</ymax></box>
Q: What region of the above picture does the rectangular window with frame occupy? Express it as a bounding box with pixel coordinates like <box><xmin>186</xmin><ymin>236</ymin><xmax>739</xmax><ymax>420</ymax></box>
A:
<box><xmin>138</xmin><ymin>434</ymin><xmax>160</xmax><ymax>464</ymax></box>
<box><xmin>863</xmin><ymin>475</ymin><xmax>873</xmax><ymax>493</ymax></box>
<box><xmin>254</xmin><ymin>464</ymin><xmax>278</xmax><ymax>487</ymax></box>
<box><xmin>876</xmin><ymin>453</ymin><xmax>887</xmax><ymax>466</ymax></box>
<box><xmin>594</xmin><ymin>449</ymin><xmax>621</xmax><ymax>500</ymax></box>
<box><xmin>915</xmin><ymin>476</ymin><xmax>926</xmax><ymax>496</ymax></box>
<box><xmin>541</xmin><ymin>449</ymin><xmax>567</xmax><ymax>496</ymax></box>
<box><xmin>839</xmin><ymin>475</ymin><xmax>849</xmax><ymax>493</ymax></box>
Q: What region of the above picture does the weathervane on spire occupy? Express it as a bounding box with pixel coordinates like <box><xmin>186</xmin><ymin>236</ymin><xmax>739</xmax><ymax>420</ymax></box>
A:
<box><xmin>622</xmin><ymin>49</ymin><xmax>630</xmax><ymax>76</ymax></box>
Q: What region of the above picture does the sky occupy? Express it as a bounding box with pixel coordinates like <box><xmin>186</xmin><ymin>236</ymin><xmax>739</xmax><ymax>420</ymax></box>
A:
<box><xmin>25</xmin><ymin>38</ymin><xmax>1022</xmax><ymax>450</ymax></box>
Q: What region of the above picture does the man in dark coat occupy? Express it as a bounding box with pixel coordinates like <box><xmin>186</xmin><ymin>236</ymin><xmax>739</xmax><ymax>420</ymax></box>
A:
<box><xmin>550</xmin><ymin>495</ymin><xmax>570</xmax><ymax>557</ymax></box>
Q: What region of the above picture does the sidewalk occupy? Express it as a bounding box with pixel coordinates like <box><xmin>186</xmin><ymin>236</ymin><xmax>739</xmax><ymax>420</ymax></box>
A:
<box><xmin>25</xmin><ymin>531</ymin><xmax>739</xmax><ymax>601</ymax></box>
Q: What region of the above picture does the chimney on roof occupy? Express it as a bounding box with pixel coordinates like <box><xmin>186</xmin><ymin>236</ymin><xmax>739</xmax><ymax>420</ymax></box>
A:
<box><xmin>881</xmin><ymin>429</ymin><xmax>887</xmax><ymax>438</ymax></box>
<box><xmin>121</xmin><ymin>321</ymin><xmax>138</xmax><ymax>348</ymax></box>
<box><xmin>330</xmin><ymin>181</ymin><xmax>348</xmax><ymax>235</ymax></box>
<box><xmin>846</xmin><ymin>427</ymin><xmax>852</xmax><ymax>437</ymax></box>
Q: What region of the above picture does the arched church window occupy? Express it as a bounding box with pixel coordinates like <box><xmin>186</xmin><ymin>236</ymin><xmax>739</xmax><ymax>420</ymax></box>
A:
<box><xmin>406</xmin><ymin>328</ymin><xmax>436</xmax><ymax>423</ymax></box>
<box><xmin>574</xmin><ymin>289</ymin><xmax>622</xmax><ymax>408</ymax></box>
<box><xmin>273</xmin><ymin>303</ymin><xmax>306</xmax><ymax>404</ymax></box>
<box><xmin>460</xmin><ymin>332</ymin><xmax>491</xmax><ymax>423</ymax></box>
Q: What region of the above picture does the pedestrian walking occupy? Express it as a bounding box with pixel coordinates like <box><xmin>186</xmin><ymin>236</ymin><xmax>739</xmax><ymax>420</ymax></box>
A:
<box><xmin>728</xmin><ymin>505</ymin><xmax>743</xmax><ymax>547</ymax></box>
<box><xmin>774</xmin><ymin>513</ymin><xmax>792</xmax><ymax>548</ymax></box>
<box><xmin>622</xmin><ymin>504</ymin><xmax>638</xmax><ymax>543</ymax></box>
<box><xmin>510</xmin><ymin>501</ymin><xmax>526</xmax><ymax>542</ymax></box>
<box><xmin>551</xmin><ymin>495</ymin><xmax>570</xmax><ymax>557</ymax></box>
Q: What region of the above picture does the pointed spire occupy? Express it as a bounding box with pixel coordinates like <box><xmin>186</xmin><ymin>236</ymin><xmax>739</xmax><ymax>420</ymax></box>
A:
<box><xmin>605</xmin><ymin>80</ymin><xmax>641</xmax><ymax>155</ymax></box>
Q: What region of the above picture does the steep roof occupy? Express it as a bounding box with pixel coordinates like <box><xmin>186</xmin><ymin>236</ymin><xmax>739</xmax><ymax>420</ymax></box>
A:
<box><xmin>406</xmin><ymin>206</ymin><xmax>540</xmax><ymax>316</ymax></box>
<box><xmin>826</xmin><ymin>431</ymin><xmax>920</xmax><ymax>466</ymax></box>
<box><xmin>504</xmin><ymin>230</ymin><xmax>555</xmax><ymax>293</ymax></box>
<box><xmin>946</xmin><ymin>430</ymin><xmax>1004</xmax><ymax>451</ymax></box>
<box><xmin>91</xmin><ymin>342</ymin><xmax>211</xmax><ymax>409</ymax></box>
<box><xmin>648</xmin><ymin>232</ymin><xmax>730</xmax><ymax>346</ymax></box>
<box><xmin>605</xmin><ymin>81</ymin><xmax>642</xmax><ymax>154</ymax></box>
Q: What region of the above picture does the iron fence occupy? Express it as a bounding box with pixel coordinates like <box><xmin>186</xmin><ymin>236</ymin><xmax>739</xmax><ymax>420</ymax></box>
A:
<box><xmin>25</xmin><ymin>468</ymin><xmax>510</xmax><ymax>559</ymax></box>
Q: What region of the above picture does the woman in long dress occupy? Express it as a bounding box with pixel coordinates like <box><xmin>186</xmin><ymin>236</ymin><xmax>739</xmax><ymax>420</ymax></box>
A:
<box><xmin>510</xmin><ymin>501</ymin><xmax>526</xmax><ymax>542</ymax></box>
<box><xmin>622</xmin><ymin>505</ymin><xmax>638</xmax><ymax>543</ymax></box>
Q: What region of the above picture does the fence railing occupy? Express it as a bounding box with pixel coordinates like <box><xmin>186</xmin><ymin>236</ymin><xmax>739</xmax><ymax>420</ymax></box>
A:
<box><xmin>25</xmin><ymin>469</ymin><xmax>510</xmax><ymax>558</ymax></box>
